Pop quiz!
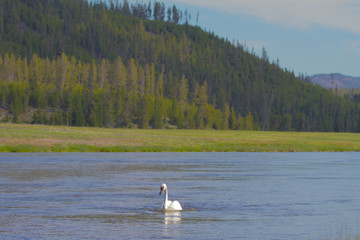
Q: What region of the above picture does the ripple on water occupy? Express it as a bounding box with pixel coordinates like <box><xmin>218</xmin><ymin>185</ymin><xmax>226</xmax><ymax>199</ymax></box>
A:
<box><xmin>1</xmin><ymin>152</ymin><xmax>360</xmax><ymax>240</ymax></box>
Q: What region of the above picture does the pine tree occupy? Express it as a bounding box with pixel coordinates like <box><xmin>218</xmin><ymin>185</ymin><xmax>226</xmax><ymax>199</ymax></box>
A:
<box><xmin>169</xmin><ymin>98</ymin><xmax>179</xmax><ymax>126</ymax></box>
<box><xmin>245</xmin><ymin>112</ymin><xmax>255</xmax><ymax>130</ymax></box>
<box><xmin>229</xmin><ymin>107</ymin><xmax>237</xmax><ymax>130</ymax></box>
<box><xmin>71</xmin><ymin>84</ymin><xmax>85</xmax><ymax>126</ymax></box>
<box><xmin>223</xmin><ymin>103</ymin><xmax>230</xmax><ymax>130</ymax></box>
<box><xmin>138</xmin><ymin>94</ymin><xmax>152</xmax><ymax>128</ymax></box>
<box><xmin>152</xmin><ymin>97</ymin><xmax>163</xmax><ymax>129</ymax></box>
<box><xmin>196</xmin><ymin>81</ymin><xmax>208</xmax><ymax>129</ymax></box>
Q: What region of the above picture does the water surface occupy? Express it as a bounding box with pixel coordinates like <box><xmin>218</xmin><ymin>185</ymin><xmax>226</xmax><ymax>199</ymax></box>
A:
<box><xmin>1</xmin><ymin>153</ymin><xmax>360</xmax><ymax>239</ymax></box>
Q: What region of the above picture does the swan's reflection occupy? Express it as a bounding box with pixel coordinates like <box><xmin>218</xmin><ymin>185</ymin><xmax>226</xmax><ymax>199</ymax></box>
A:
<box><xmin>163</xmin><ymin>211</ymin><xmax>182</xmax><ymax>225</ymax></box>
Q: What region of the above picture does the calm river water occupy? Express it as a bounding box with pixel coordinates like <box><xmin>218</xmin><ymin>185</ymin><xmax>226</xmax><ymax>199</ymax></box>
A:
<box><xmin>1</xmin><ymin>153</ymin><xmax>360</xmax><ymax>239</ymax></box>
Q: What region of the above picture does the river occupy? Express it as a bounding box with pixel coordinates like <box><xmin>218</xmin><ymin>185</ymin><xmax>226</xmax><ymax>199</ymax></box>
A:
<box><xmin>1</xmin><ymin>152</ymin><xmax>360</xmax><ymax>239</ymax></box>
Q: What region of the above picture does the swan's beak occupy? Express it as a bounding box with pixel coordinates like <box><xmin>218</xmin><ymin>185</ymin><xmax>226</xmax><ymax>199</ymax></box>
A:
<box><xmin>159</xmin><ymin>186</ymin><xmax>164</xmax><ymax>195</ymax></box>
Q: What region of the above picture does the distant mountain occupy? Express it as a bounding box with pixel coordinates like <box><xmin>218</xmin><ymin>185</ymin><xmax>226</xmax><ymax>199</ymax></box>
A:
<box><xmin>310</xmin><ymin>73</ymin><xmax>360</xmax><ymax>89</ymax></box>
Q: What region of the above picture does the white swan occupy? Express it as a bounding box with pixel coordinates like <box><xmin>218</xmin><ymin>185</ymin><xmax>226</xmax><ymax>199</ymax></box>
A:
<box><xmin>159</xmin><ymin>183</ymin><xmax>182</xmax><ymax>211</ymax></box>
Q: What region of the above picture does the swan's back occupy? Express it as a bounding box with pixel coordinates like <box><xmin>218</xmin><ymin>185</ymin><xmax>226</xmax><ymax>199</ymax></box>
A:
<box><xmin>168</xmin><ymin>200</ymin><xmax>182</xmax><ymax>211</ymax></box>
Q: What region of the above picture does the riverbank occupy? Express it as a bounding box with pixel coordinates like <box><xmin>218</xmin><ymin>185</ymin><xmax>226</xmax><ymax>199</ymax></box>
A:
<box><xmin>0</xmin><ymin>123</ymin><xmax>359</xmax><ymax>152</ymax></box>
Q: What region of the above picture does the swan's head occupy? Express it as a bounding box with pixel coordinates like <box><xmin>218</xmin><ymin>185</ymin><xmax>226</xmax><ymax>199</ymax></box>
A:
<box><xmin>159</xmin><ymin>183</ymin><xmax>167</xmax><ymax>195</ymax></box>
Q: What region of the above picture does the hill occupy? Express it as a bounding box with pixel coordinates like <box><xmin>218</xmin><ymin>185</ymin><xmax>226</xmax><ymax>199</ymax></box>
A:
<box><xmin>310</xmin><ymin>73</ymin><xmax>360</xmax><ymax>89</ymax></box>
<box><xmin>1</xmin><ymin>0</ymin><xmax>360</xmax><ymax>132</ymax></box>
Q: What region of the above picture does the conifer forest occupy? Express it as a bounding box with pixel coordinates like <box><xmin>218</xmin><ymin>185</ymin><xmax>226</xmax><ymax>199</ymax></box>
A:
<box><xmin>1</xmin><ymin>0</ymin><xmax>360</xmax><ymax>132</ymax></box>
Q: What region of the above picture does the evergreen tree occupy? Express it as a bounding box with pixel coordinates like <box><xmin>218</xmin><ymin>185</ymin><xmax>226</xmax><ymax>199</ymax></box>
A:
<box><xmin>229</xmin><ymin>107</ymin><xmax>237</xmax><ymax>130</ymax></box>
<box><xmin>152</xmin><ymin>97</ymin><xmax>163</xmax><ymax>129</ymax></box>
<box><xmin>245</xmin><ymin>112</ymin><xmax>255</xmax><ymax>130</ymax></box>
<box><xmin>138</xmin><ymin>94</ymin><xmax>152</xmax><ymax>128</ymax></box>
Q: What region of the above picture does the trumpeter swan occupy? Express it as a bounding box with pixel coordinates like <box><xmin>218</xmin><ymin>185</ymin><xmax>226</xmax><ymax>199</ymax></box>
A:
<box><xmin>159</xmin><ymin>183</ymin><xmax>182</xmax><ymax>211</ymax></box>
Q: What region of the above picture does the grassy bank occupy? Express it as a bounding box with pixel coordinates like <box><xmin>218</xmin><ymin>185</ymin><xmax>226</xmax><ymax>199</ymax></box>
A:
<box><xmin>0</xmin><ymin>123</ymin><xmax>359</xmax><ymax>152</ymax></box>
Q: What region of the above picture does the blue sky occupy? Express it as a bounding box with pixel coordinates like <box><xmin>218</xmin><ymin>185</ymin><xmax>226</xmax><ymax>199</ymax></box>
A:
<box><xmin>148</xmin><ymin>0</ymin><xmax>360</xmax><ymax>77</ymax></box>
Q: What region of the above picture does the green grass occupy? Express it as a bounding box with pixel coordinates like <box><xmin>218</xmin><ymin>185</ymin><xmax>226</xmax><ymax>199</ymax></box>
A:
<box><xmin>0</xmin><ymin>123</ymin><xmax>360</xmax><ymax>152</ymax></box>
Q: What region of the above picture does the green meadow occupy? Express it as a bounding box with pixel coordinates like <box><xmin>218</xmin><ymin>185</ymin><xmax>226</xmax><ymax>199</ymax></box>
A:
<box><xmin>0</xmin><ymin>123</ymin><xmax>359</xmax><ymax>152</ymax></box>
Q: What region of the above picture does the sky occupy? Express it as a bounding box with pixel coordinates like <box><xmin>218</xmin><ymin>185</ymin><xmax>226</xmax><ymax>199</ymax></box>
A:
<box><xmin>150</xmin><ymin>0</ymin><xmax>360</xmax><ymax>77</ymax></box>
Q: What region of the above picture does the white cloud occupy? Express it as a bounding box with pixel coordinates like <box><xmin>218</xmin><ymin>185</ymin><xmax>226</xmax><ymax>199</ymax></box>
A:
<box><xmin>173</xmin><ymin>0</ymin><xmax>360</xmax><ymax>34</ymax></box>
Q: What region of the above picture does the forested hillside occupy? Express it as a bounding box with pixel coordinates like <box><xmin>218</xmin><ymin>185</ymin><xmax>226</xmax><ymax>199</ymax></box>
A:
<box><xmin>1</xmin><ymin>0</ymin><xmax>360</xmax><ymax>132</ymax></box>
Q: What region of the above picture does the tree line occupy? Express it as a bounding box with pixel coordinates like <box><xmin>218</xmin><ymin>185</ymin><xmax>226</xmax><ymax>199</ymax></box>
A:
<box><xmin>107</xmin><ymin>0</ymin><xmax>197</xmax><ymax>25</ymax></box>
<box><xmin>0</xmin><ymin>53</ymin><xmax>255</xmax><ymax>129</ymax></box>
<box><xmin>1</xmin><ymin>0</ymin><xmax>360</xmax><ymax>132</ymax></box>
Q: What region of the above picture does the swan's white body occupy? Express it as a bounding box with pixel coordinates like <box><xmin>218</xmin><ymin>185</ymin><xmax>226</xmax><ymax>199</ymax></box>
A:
<box><xmin>159</xmin><ymin>183</ymin><xmax>182</xmax><ymax>211</ymax></box>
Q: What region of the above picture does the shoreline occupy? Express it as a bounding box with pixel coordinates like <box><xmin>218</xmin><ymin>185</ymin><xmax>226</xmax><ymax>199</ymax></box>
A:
<box><xmin>0</xmin><ymin>123</ymin><xmax>359</xmax><ymax>152</ymax></box>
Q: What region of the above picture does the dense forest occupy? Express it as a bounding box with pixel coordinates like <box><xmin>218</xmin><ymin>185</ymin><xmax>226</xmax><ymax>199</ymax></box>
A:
<box><xmin>1</xmin><ymin>0</ymin><xmax>360</xmax><ymax>132</ymax></box>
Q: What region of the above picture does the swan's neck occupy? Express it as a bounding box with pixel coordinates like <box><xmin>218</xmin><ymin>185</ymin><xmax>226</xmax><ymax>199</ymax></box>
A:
<box><xmin>163</xmin><ymin>189</ymin><xmax>169</xmax><ymax>207</ymax></box>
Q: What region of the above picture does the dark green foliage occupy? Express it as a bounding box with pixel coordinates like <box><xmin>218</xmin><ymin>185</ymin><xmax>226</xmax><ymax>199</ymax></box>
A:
<box><xmin>0</xmin><ymin>0</ymin><xmax>360</xmax><ymax>132</ymax></box>
<box><xmin>138</xmin><ymin>95</ymin><xmax>152</xmax><ymax>128</ymax></box>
